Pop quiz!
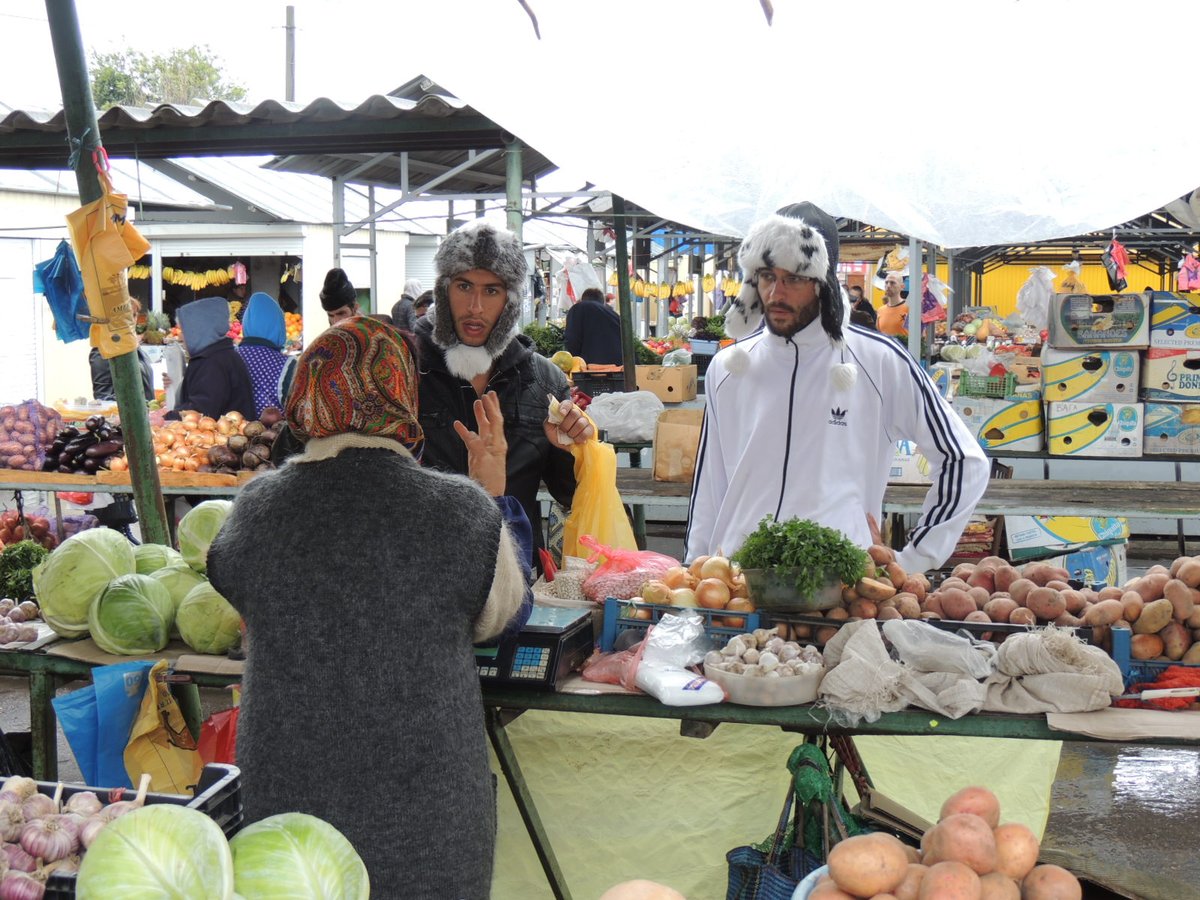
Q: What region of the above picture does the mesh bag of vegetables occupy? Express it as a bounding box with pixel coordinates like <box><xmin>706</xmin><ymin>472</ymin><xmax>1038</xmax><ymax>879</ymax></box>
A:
<box><xmin>0</xmin><ymin>400</ymin><xmax>63</xmax><ymax>472</ymax></box>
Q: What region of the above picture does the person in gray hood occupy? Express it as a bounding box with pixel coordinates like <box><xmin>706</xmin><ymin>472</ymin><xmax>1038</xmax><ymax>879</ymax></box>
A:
<box><xmin>169</xmin><ymin>296</ymin><xmax>256</xmax><ymax>420</ymax></box>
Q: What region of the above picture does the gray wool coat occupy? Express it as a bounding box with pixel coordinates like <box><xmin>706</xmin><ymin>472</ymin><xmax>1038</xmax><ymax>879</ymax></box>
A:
<box><xmin>208</xmin><ymin>444</ymin><xmax>518</xmax><ymax>899</ymax></box>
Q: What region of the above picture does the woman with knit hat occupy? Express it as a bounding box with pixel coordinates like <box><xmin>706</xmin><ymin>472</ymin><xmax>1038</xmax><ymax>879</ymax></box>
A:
<box><xmin>686</xmin><ymin>201</ymin><xmax>989</xmax><ymax>576</ymax></box>
<box><xmin>207</xmin><ymin>317</ymin><xmax>531</xmax><ymax>899</ymax></box>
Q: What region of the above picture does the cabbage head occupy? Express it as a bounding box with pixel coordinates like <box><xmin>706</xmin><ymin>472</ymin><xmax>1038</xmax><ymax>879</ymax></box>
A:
<box><xmin>177</xmin><ymin>582</ymin><xmax>242</xmax><ymax>655</ymax></box>
<box><xmin>32</xmin><ymin>528</ymin><xmax>136</xmax><ymax>638</ymax></box>
<box><xmin>88</xmin><ymin>573</ymin><xmax>174</xmax><ymax>655</ymax></box>
<box><xmin>231</xmin><ymin>812</ymin><xmax>369</xmax><ymax>900</ymax></box>
<box><xmin>178</xmin><ymin>499</ymin><xmax>234</xmax><ymax>574</ymax></box>
<box><xmin>150</xmin><ymin>563</ymin><xmax>209</xmax><ymax>640</ymax></box>
<box><xmin>77</xmin><ymin>805</ymin><xmax>234</xmax><ymax>900</ymax></box>
<box><xmin>133</xmin><ymin>542</ymin><xmax>184</xmax><ymax>575</ymax></box>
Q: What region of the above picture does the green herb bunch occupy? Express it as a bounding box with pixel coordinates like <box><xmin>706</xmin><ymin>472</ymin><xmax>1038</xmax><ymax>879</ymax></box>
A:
<box><xmin>0</xmin><ymin>540</ymin><xmax>50</xmax><ymax>602</ymax></box>
<box><xmin>732</xmin><ymin>516</ymin><xmax>869</xmax><ymax>597</ymax></box>
<box><xmin>522</xmin><ymin>322</ymin><xmax>565</xmax><ymax>357</ymax></box>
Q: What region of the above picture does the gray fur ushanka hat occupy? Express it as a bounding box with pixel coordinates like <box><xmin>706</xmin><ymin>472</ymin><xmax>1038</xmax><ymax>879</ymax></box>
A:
<box><xmin>430</xmin><ymin>220</ymin><xmax>527</xmax><ymax>362</ymax></box>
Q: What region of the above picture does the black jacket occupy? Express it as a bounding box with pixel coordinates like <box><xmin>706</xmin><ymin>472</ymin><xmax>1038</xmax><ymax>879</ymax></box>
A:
<box><xmin>173</xmin><ymin>337</ymin><xmax>256</xmax><ymax>420</ymax></box>
<box><xmin>90</xmin><ymin>347</ymin><xmax>154</xmax><ymax>401</ymax></box>
<box><xmin>564</xmin><ymin>297</ymin><xmax>624</xmax><ymax>365</ymax></box>
<box><xmin>412</xmin><ymin>316</ymin><xmax>576</xmax><ymax>551</ymax></box>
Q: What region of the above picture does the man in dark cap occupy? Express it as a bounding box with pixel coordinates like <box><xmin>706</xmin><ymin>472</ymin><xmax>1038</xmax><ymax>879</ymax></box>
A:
<box><xmin>320</xmin><ymin>267</ymin><xmax>360</xmax><ymax>326</ymax></box>
<box><xmin>413</xmin><ymin>219</ymin><xmax>592</xmax><ymax>559</ymax></box>
<box><xmin>685</xmin><ymin>202</ymin><xmax>988</xmax><ymax>575</ymax></box>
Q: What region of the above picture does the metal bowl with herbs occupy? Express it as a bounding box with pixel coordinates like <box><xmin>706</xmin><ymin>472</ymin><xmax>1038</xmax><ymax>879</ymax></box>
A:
<box><xmin>732</xmin><ymin>516</ymin><xmax>870</xmax><ymax>612</ymax></box>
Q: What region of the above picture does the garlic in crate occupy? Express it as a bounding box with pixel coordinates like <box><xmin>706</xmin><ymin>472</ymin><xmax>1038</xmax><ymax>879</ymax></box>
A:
<box><xmin>704</xmin><ymin>626</ymin><xmax>823</xmax><ymax>678</ymax></box>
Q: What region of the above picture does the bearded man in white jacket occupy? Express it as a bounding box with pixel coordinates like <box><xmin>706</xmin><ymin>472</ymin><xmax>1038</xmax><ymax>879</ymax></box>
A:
<box><xmin>685</xmin><ymin>202</ymin><xmax>989</xmax><ymax>574</ymax></box>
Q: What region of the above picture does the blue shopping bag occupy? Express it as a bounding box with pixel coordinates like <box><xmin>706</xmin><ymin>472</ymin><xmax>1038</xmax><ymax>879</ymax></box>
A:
<box><xmin>52</xmin><ymin>660</ymin><xmax>155</xmax><ymax>788</ymax></box>
<box><xmin>32</xmin><ymin>240</ymin><xmax>89</xmax><ymax>343</ymax></box>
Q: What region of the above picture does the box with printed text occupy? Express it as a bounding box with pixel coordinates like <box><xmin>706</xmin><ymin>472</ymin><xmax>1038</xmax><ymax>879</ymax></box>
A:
<box><xmin>1040</xmin><ymin>347</ymin><xmax>1139</xmax><ymax>403</ymax></box>
<box><xmin>1141</xmin><ymin>348</ymin><xmax>1200</xmax><ymax>401</ymax></box>
<box><xmin>1005</xmin><ymin>514</ymin><xmax>1129</xmax><ymax>556</ymax></box>
<box><xmin>1046</xmin><ymin>401</ymin><xmax>1143</xmax><ymax>457</ymax></box>
<box><xmin>1048</xmin><ymin>293</ymin><xmax>1149</xmax><ymax>349</ymax></box>
<box><xmin>1148</xmin><ymin>291</ymin><xmax>1200</xmax><ymax>350</ymax></box>
<box><xmin>1142</xmin><ymin>402</ymin><xmax>1200</xmax><ymax>456</ymax></box>
<box><xmin>951</xmin><ymin>395</ymin><xmax>1044</xmax><ymax>452</ymax></box>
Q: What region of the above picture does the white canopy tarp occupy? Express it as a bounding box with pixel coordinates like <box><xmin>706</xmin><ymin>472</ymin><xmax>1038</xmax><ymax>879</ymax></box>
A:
<box><xmin>404</xmin><ymin>0</ymin><xmax>1200</xmax><ymax>247</ymax></box>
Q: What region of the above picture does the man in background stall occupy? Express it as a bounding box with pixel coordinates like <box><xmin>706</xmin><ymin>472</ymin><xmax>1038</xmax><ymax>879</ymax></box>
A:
<box><xmin>876</xmin><ymin>272</ymin><xmax>909</xmax><ymax>336</ymax></box>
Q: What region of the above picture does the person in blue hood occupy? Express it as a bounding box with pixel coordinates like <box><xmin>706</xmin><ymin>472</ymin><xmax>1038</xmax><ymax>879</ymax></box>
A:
<box><xmin>169</xmin><ymin>296</ymin><xmax>256</xmax><ymax>421</ymax></box>
<box><xmin>237</xmin><ymin>292</ymin><xmax>298</xmax><ymax>417</ymax></box>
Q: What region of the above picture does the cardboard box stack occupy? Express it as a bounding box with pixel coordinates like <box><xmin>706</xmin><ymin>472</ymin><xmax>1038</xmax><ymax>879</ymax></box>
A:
<box><xmin>1142</xmin><ymin>291</ymin><xmax>1200</xmax><ymax>457</ymax></box>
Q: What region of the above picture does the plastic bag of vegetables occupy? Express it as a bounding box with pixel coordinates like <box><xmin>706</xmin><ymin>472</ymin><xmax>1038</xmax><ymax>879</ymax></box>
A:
<box><xmin>76</xmin><ymin>805</ymin><xmax>234</xmax><ymax>899</ymax></box>
<box><xmin>88</xmin><ymin>573</ymin><xmax>175</xmax><ymax>655</ymax></box>
<box><xmin>177</xmin><ymin>582</ymin><xmax>242</xmax><ymax>655</ymax></box>
<box><xmin>178</xmin><ymin>500</ymin><xmax>233</xmax><ymax>573</ymax></box>
<box><xmin>33</xmin><ymin>527</ymin><xmax>136</xmax><ymax>638</ymax></box>
<box><xmin>230</xmin><ymin>812</ymin><xmax>369</xmax><ymax>899</ymax></box>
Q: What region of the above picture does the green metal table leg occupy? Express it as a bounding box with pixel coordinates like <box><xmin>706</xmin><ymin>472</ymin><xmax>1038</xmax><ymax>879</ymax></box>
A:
<box><xmin>29</xmin><ymin>669</ymin><xmax>58</xmax><ymax>781</ymax></box>
<box><xmin>486</xmin><ymin>707</ymin><xmax>572</xmax><ymax>900</ymax></box>
<box><xmin>629</xmin><ymin>449</ymin><xmax>647</xmax><ymax>550</ymax></box>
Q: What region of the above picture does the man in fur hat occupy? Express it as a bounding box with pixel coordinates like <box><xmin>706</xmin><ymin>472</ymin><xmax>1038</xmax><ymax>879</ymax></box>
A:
<box><xmin>685</xmin><ymin>202</ymin><xmax>988</xmax><ymax>575</ymax></box>
<box><xmin>414</xmin><ymin>219</ymin><xmax>592</xmax><ymax>556</ymax></box>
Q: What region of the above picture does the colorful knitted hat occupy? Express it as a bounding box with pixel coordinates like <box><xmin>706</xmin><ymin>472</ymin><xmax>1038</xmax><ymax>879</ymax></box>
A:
<box><xmin>286</xmin><ymin>317</ymin><xmax>424</xmax><ymax>456</ymax></box>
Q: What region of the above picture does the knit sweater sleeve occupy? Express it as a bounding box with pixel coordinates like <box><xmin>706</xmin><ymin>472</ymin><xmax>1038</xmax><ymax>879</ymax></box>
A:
<box><xmin>472</xmin><ymin>522</ymin><xmax>528</xmax><ymax>642</ymax></box>
<box><xmin>887</xmin><ymin>354</ymin><xmax>990</xmax><ymax>574</ymax></box>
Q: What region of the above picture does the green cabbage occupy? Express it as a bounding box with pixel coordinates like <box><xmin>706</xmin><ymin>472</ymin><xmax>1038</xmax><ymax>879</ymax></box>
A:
<box><xmin>77</xmin><ymin>805</ymin><xmax>234</xmax><ymax>899</ymax></box>
<box><xmin>177</xmin><ymin>582</ymin><xmax>242</xmax><ymax>655</ymax></box>
<box><xmin>88</xmin><ymin>573</ymin><xmax>175</xmax><ymax>655</ymax></box>
<box><xmin>32</xmin><ymin>528</ymin><xmax>136</xmax><ymax>638</ymax></box>
<box><xmin>134</xmin><ymin>542</ymin><xmax>184</xmax><ymax>575</ymax></box>
<box><xmin>149</xmin><ymin>563</ymin><xmax>209</xmax><ymax>639</ymax></box>
<box><xmin>178</xmin><ymin>499</ymin><xmax>234</xmax><ymax>573</ymax></box>
<box><xmin>230</xmin><ymin>813</ymin><xmax>369</xmax><ymax>900</ymax></box>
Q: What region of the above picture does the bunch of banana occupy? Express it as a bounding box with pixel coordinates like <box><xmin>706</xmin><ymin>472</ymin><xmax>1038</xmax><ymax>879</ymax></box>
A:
<box><xmin>658</xmin><ymin>282</ymin><xmax>671</xmax><ymax>300</ymax></box>
<box><xmin>702</xmin><ymin>274</ymin><xmax>716</xmax><ymax>294</ymax></box>
<box><xmin>723</xmin><ymin>277</ymin><xmax>742</xmax><ymax>295</ymax></box>
<box><xmin>229</xmin><ymin>300</ymin><xmax>243</xmax><ymax>319</ymax></box>
<box><xmin>128</xmin><ymin>264</ymin><xmax>152</xmax><ymax>280</ymax></box>
<box><xmin>607</xmin><ymin>270</ymin><xmax>619</xmax><ymax>286</ymax></box>
<box><xmin>632</xmin><ymin>277</ymin><xmax>646</xmax><ymax>298</ymax></box>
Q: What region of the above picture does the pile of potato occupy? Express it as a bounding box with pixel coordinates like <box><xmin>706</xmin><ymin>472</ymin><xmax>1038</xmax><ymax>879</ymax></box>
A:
<box><xmin>809</xmin><ymin>548</ymin><xmax>1200</xmax><ymax>661</ymax></box>
<box><xmin>813</xmin><ymin>786</ymin><xmax>1080</xmax><ymax>899</ymax></box>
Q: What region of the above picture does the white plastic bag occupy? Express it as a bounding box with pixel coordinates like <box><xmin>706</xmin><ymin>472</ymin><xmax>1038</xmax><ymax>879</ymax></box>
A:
<box><xmin>881</xmin><ymin>619</ymin><xmax>996</xmax><ymax>679</ymax></box>
<box><xmin>662</xmin><ymin>348</ymin><xmax>692</xmax><ymax>367</ymax></box>
<box><xmin>586</xmin><ymin>391</ymin><xmax>665</xmax><ymax>443</ymax></box>
<box><xmin>1015</xmin><ymin>266</ymin><xmax>1055</xmax><ymax>329</ymax></box>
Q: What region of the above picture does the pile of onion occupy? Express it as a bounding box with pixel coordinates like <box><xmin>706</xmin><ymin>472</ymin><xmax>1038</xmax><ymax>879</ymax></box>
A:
<box><xmin>628</xmin><ymin>555</ymin><xmax>755</xmax><ymax>628</ymax></box>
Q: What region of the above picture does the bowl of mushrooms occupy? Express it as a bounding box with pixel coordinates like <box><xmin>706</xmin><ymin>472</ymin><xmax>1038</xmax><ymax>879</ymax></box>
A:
<box><xmin>702</xmin><ymin>627</ymin><xmax>825</xmax><ymax>707</ymax></box>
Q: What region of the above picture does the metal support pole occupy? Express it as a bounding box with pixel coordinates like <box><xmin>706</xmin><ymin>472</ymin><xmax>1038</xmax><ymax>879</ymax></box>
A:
<box><xmin>613</xmin><ymin>196</ymin><xmax>638</xmax><ymax>392</ymax></box>
<box><xmin>46</xmin><ymin>0</ymin><xmax>170</xmax><ymax>546</ymax></box>
<box><xmin>505</xmin><ymin>139</ymin><xmax>523</xmax><ymax>246</ymax></box>
<box><xmin>284</xmin><ymin>6</ymin><xmax>296</xmax><ymax>101</ymax></box>
<box><xmin>332</xmin><ymin>176</ymin><xmax>344</xmax><ymax>266</ymax></box>
<box><xmin>368</xmin><ymin>184</ymin><xmax>378</xmax><ymax>313</ymax></box>
<box><xmin>907</xmin><ymin>237</ymin><xmax>922</xmax><ymax>360</ymax></box>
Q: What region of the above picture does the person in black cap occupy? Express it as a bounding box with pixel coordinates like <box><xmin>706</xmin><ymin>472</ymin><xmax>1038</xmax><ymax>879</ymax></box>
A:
<box><xmin>685</xmin><ymin>201</ymin><xmax>988</xmax><ymax>576</ymax></box>
<box><xmin>320</xmin><ymin>267</ymin><xmax>360</xmax><ymax>326</ymax></box>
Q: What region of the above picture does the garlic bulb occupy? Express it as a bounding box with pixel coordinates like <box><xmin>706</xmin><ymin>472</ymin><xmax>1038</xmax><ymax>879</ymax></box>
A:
<box><xmin>0</xmin><ymin>871</ymin><xmax>46</xmax><ymax>900</ymax></box>
<box><xmin>63</xmin><ymin>792</ymin><xmax>102</xmax><ymax>818</ymax></box>
<box><xmin>19</xmin><ymin>815</ymin><xmax>77</xmax><ymax>863</ymax></box>
<box><xmin>0</xmin><ymin>780</ymin><xmax>36</xmax><ymax>803</ymax></box>
<box><xmin>0</xmin><ymin>800</ymin><xmax>24</xmax><ymax>842</ymax></box>
<box><xmin>18</xmin><ymin>795</ymin><xmax>53</xmax><ymax>822</ymax></box>
<box><xmin>2</xmin><ymin>842</ymin><xmax>36</xmax><ymax>873</ymax></box>
<box><xmin>79</xmin><ymin>816</ymin><xmax>107</xmax><ymax>849</ymax></box>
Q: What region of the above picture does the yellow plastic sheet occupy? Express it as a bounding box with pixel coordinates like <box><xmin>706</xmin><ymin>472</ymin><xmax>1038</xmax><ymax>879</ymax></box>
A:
<box><xmin>489</xmin><ymin>714</ymin><xmax>1061</xmax><ymax>899</ymax></box>
<box><xmin>65</xmin><ymin>171</ymin><xmax>150</xmax><ymax>359</ymax></box>
<box><xmin>124</xmin><ymin>660</ymin><xmax>203</xmax><ymax>793</ymax></box>
<box><xmin>561</xmin><ymin>432</ymin><xmax>637</xmax><ymax>559</ymax></box>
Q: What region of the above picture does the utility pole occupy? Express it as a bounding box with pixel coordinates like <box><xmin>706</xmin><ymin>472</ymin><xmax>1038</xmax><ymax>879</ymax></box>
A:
<box><xmin>45</xmin><ymin>0</ymin><xmax>170</xmax><ymax>546</ymax></box>
<box><xmin>285</xmin><ymin>6</ymin><xmax>295</xmax><ymax>101</ymax></box>
<box><xmin>613</xmin><ymin>195</ymin><xmax>638</xmax><ymax>392</ymax></box>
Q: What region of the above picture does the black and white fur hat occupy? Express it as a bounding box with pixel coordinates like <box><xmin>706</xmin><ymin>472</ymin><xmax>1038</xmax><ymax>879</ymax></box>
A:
<box><xmin>429</xmin><ymin>219</ymin><xmax>527</xmax><ymax>380</ymax></box>
<box><xmin>723</xmin><ymin>202</ymin><xmax>855</xmax><ymax>389</ymax></box>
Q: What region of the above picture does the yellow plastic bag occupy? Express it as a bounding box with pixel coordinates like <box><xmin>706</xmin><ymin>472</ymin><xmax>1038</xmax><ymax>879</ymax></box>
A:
<box><xmin>561</xmin><ymin>431</ymin><xmax>637</xmax><ymax>559</ymax></box>
<box><xmin>65</xmin><ymin>169</ymin><xmax>150</xmax><ymax>359</ymax></box>
<box><xmin>124</xmin><ymin>660</ymin><xmax>203</xmax><ymax>793</ymax></box>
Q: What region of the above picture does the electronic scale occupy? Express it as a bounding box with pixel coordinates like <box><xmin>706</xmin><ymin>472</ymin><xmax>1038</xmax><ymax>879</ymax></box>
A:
<box><xmin>475</xmin><ymin>606</ymin><xmax>594</xmax><ymax>690</ymax></box>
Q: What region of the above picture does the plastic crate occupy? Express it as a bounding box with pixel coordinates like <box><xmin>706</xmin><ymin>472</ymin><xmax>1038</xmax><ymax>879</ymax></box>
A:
<box><xmin>600</xmin><ymin>597</ymin><xmax>760</xmax><ymax>652</ymax></box>
<box><xmin>572</xmin><ymin>371</ymin><xmax>627</xmax><ymax>396</ymax></box>
<box><xmin>760</xmin><ymin>612</ymin><xmax>1095</xmax><ymax>648</ymax></box>
<box><xmin>1109</xmin><ymin>625</ymin><xmax>1199</xmax><ymax>689</ymax></box>
<box><xmin>42</xmin><ymin>763</ymin><xmax>242</xmax><ymax>898</ymax></box>
<box><xmin>956</xmin><ymin>371</ymin><xmax>1017</xmax><ymax>398</ymax></box>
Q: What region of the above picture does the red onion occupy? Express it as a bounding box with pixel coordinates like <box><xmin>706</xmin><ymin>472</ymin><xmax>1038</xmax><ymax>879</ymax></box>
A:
<box><xmin>1</xmin><ymin>844</ymin><xmax>35</xmax><ymax>873</ymax></box>
<box><xmin>0</xmin><ymin>803</ymin><xmax>22</xmax><ymax>843</ymax></box>
<box><xmin>0</xmin><ymin>871</ymin><xmax>45</xmax><ymax>900</ymax></box>
<box><xmin>18</xmin><ymin>817</ymin><xmax>75</xmax><ymax>863</ymax></box>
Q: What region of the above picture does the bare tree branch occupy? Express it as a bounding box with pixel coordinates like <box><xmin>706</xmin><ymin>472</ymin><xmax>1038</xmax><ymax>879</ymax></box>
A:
<box><xmin>517</xmin><ymin>0</ymin><xmax>542</xmax><ymax>39</ymax></box>
<box><xmin>760</xmin><ymin>0</ymin><xmax>774</xmax><ymax>25</ymax></box>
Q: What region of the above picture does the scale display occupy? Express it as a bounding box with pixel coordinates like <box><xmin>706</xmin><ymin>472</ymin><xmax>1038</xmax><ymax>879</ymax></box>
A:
<box><xmin>475</xmin><ymin>606</ymin><xmax>594</xmax><ymax>690</ymax></box>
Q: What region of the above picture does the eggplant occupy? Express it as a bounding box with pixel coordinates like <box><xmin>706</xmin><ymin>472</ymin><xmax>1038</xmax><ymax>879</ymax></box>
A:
<box><xmin>50</xmin><ymin>440</ymin><xmax>66</xmax><ymax>455</ymax></box>
<box><xmin>81</xmin><ymin>458</ymin><xmax>100</xmax><ymax>474</ymax></box>
<box><xmin>97</xmin><ymin>426</ymin><xmax>112</xmax><ymax>441</ymax></box>
<box><xmin>84</xmin><ymin>415</ymin><xmax>104</xmax><ymax>433</ymax></box>
<box><xmin>57</xmin><ymin>464</ymin><xmax>74</xmax><ymax>474</ymax></box>
<box><xmin>84</xmin><ymin>440</ymin><xmax>123</xmax><ymax>459</ymax></box>
<box><xmin>58</xmin><ymin>426</ymin><xmax>80</xmax><ymax>441</ymax></box>
<box><xmin>41</xmin><ymin>458</ymin><xmax>58</xmax><ymax>472</ymax></box>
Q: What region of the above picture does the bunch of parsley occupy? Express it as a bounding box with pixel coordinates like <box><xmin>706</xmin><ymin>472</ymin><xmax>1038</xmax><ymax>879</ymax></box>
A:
<box><xmin>732</xmin><ymin>516</ymin><xmax>869</xmax><ymax>598</ymax></box>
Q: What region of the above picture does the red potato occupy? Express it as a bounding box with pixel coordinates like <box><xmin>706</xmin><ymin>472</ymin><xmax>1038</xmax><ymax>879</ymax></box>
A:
<box><xmin>1146</xmin><ymin>563</ymin><xmax>1171</xmax><ymax>577</ymax></box>
<box><xmin>1053</xmin><ymin>612</ymin><xmax>1082</xmax><ymax>628</ymax></box>
<box><xmin>924</xmin><ymin>814</ymin><xmax>998</xmax><ymax>873</ymax></box>
<box><xmin>967</xmin><ymin>568</ymin><xmax>996</xmax><ymax>593</ymax></box>
<box><xmin>978</xmin><ymin>873</ymin><xmax>1020</xmax><ymax>900</ymax></box>
<box><xmin>1158</xmin><ymin>621</ymin><xmax>1191</xmax><ymax>660</ymax></box>
<box><xmin>827</xmin><ymin>607</ymin><xmax>850</xmax><ymax>622</ymax></box>
<box><xmin>827</xmin><ymin>833</ymin><xmax>910</xmax><ymax>897</ymax></box>
<box><xmin>1130</xmin><ymin>633</ymin><xmax>1164</xmax><ymax>660</ymax></box>
<box><xmin>1176</xmin><ymin>558</ymin><xmax>1200</xmax><ymax>588</ymax></box>
<box><xmin>1008</xmin><ymin>578</ymin><xmax>1036</xmax><ymax>606</ymax></box>
<box><xmin>886</xmin><ymin>562</ymin><xmax>909</xmax><ymax>590</ymax></box>
<box><xmin>1059</xmin><ymin>589</ymin><xmax>1086</xmax><ymax>614</ymax></box>
<box><xmin>1044</xmin><ymin>579</ymin><xmax>1071</xmax><ymax>592</ymax></box>
<box><xmin>1009</xmin><ymin>607</ymin><xmax>1036</xmax><ymax>626</ymax></box>
<box><xmin>1020</xmin><ymin>865</ymin><xmax>1082</xmax><ymax>900</ymax></box>
<box><xmin>1135</xmin><ymin>573</ymin><xmax>1170</xmax><ymax>603</ymax></box>
<box><xmin>878</xmin><ymin>606</ymin><xmax>904</xmax><ymax>621</ymax></box>
<box><xmin>896</xmin><ymin>594</ymin><xmax>922</xmax><ymax>620</ymax></box>
<box><xmin>858</xmin><ymin>577</ymin><xmax>898</xmax><ymax>603</ymax></box>
<box><xmin>1133</xmin><ymin>598</ymin><xmax>1174</xmax><ymax>634</ymax></box>
<box><xmin>991</xmin><ymin>823</ymin><xmax>1039</xmax><ymax>880</ymax></box>
<box><xmin>1096</xmin><ymin>585</ymin><xmax>1125</xmax><ymax>601</ymax></box>
<box><xmin>977</xmin><ymin>555</ymin><xmax>1008</xmax><ymax>570</ymax></box>
<box><xmin>1121</xmin><ymin>591</ymin><xmax>1144</xmax><ymax>623</ymax></box>
<box><xmin>809</xmin><ymin>882</ymin><xmax>857</xmax><ymax>900</ymax></box>
<box><xmin>1182</xmin><ymin>642</ymin><xmax>1200</xmax><ymax>664</ymax></box>
<box><xmin>869</xmin><ymin>544</ymin><xmax>897</xmax><ymax>566</ymax></box>
<box><xmin>924</xmin><ymin>594</ymin><xmax>946</xmax><ymax>617</ymax></box>
<box><xmin>1163</xmin><ymin>579</ymin><xmax>1196</xmax><ymax>621</ymax></box>
<box><xmin>967</xmin><ymin>586</ymin><xmax>992</xmax><ymax>609</ymax></box>
<box><xmin>1025</xmin><ymin>587</ymin><xmax>1066</xmax><ymax>621</ymax></box>
<box><xmin>1188</xmin><ymin>606</ymin><xmax>1200</xmax><ymax>629</ymax></box>
<box><xmin>940</xmin><ymin>588</ymin><xmax>977</xmax><ymax>621</ymax></box>
<box><xmin>816</xmin><ymin>626</ymin><xmax>840</xmax><ymax>644</ymax></box>
<box><xmin>1020</xmin><ymin>563</ymin><xmax>1055</xmax><ymax>586</ymax></box>
<box><xmin>1082</xmin><ymin>598</ymin><xmax>1123</xmax><ymax>627</ymax></box>
<box><xmin>983</xmin><ymin>597</ymin><xmax>1018</xmax><ymax>624</ymax></box>
<box><xmin>893</xmin><ymin>864</ymin><xmax>927</xmax><ymax>900</ymax></box>
<box><xmin>1168</xmin><ymin>555</ymin><xmax>1188</xmax><ymax>578</ymax></box>
<box><xmin>901</xmin><ymin>577</ymin><xmax>928</xmax><ymax>602</ymax></box>
<box><xmin>849</xmin><ymin>599</ymin><xmax>879</xmax><ymax>620</ymax></box>
<box><xmin>917</xmin><ymin>861</ymin><xmax>981</xmax><ymax>900</ymax></box>
<box><xmin>993</xmin><ymin>566</ymin><xmax>1021</xmax><ymax>593</ymax></box>
<box><xmin>939</xmin><ymin>786</ymin><xmax>1001</xmax><ymax>829</ymax></box>
<box><xmin>952</xmin><ymin>563</ymin><xmax>977</xmax><ymax>582</ymax></box>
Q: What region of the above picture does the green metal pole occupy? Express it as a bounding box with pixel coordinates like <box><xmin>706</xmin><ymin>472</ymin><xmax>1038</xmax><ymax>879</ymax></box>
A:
<box><xmin>45</xmin><ymin>0</ymin><xmax>170</xmax><ymax>546</ymax></box>
<box><xmin>505</xmin><ymin>138</ymin><xmax>523</xmax><ymax>246</ymax></box>
<box><xmin>612</xmin><ymin>195</ymin><xmax>638</xmax><ymax>392</ymax></box>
